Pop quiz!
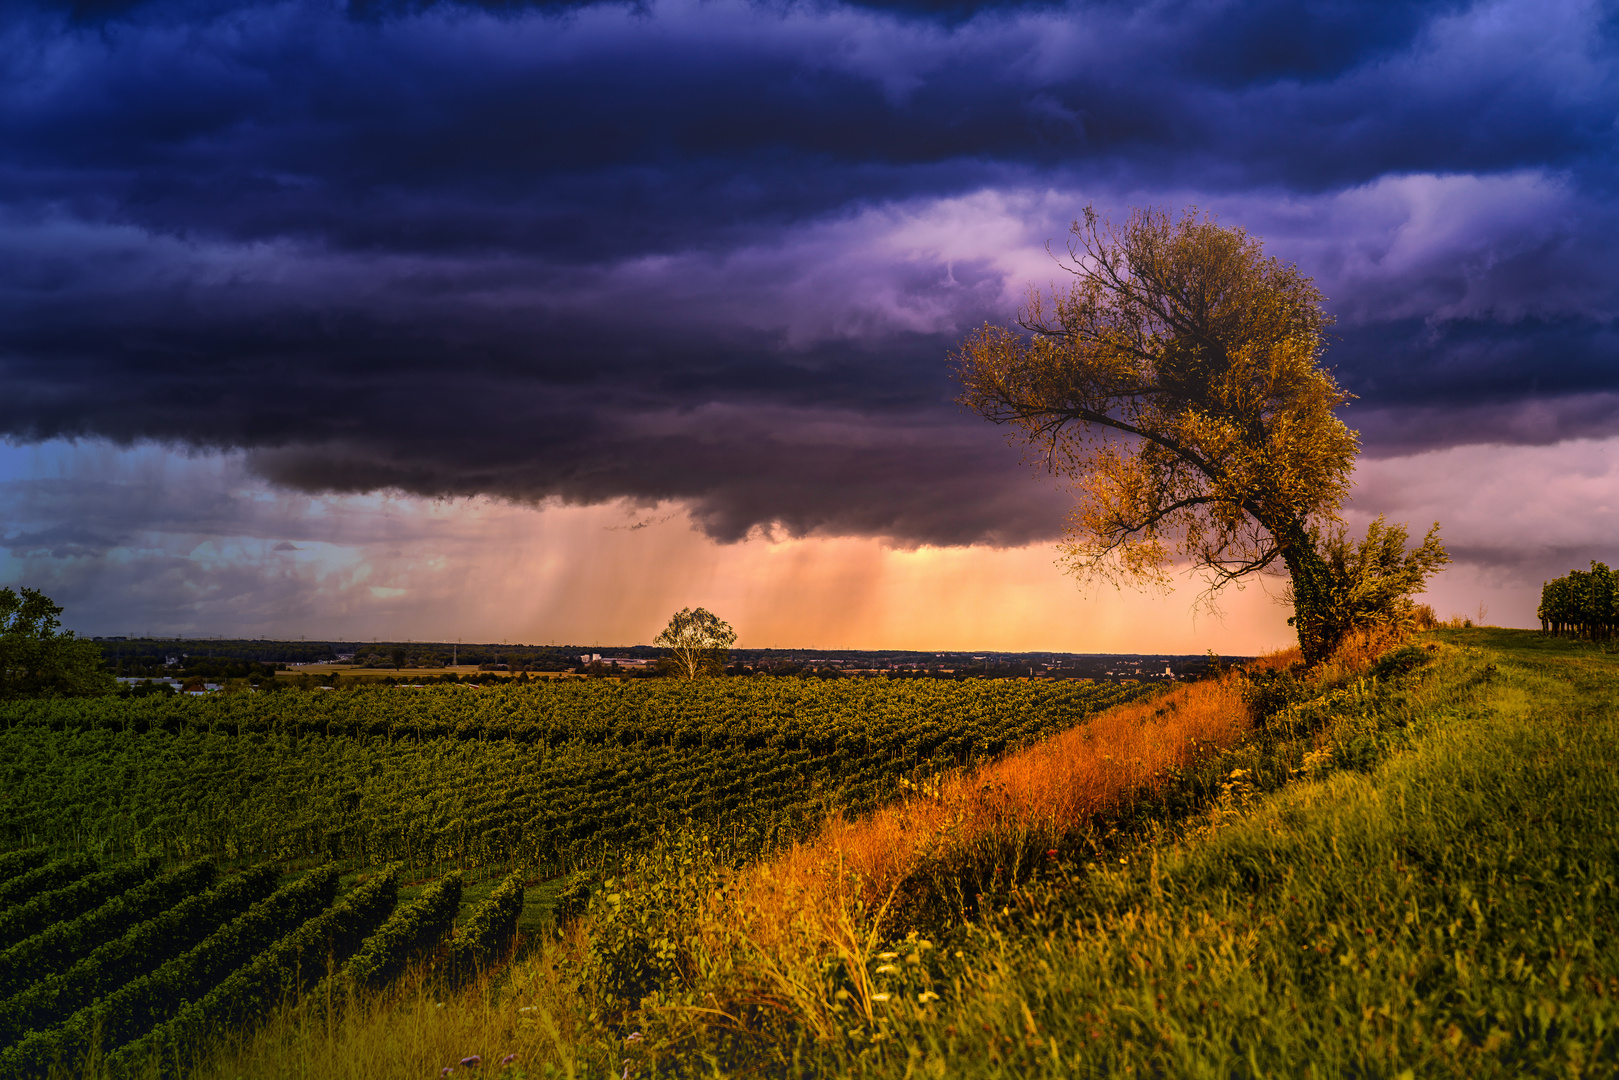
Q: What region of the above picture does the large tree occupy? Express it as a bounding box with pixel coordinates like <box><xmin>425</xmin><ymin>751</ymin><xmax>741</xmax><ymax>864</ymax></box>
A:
<box><xmin>955</xmin><ymin>207</ymin><xmax>1446</xmax><ymax>662</ymax></box>
<box><xmin>654</xmin><ymin>607</ymin><xmax>737</xmax><ymax>679</ymax></box>
<box><xmin>0</xmin><ymin>587</ymin><xmax>115</xmax><ymax>699</ymax></box>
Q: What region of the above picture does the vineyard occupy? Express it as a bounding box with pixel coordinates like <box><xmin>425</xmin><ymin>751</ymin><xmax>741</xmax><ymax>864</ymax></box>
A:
<box><xmin>1538</xmin><ymin>560</ymin><xmax>1616</xmax><ymax>639</ymax></box>
<box><xmin>0</xmin><ymin>677</ymin><xmax>1143</xmax><ymax>877</ymax></box>
<box><xmin>0</xmin><ymin>853</ymin><xmax>517</xmax><ymax>1079</ymax></box>
<box><xmin>0</xmin><ymin>677</ymin><xmax>1141</xmax><ymax>1076</ymax></box>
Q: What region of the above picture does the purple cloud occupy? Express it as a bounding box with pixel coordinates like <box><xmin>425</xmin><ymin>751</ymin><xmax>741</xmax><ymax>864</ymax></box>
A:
<box><xmin>0</xmin><ymin>0</ymin><xmax>1615</xmax><ymax>549</ymax></box>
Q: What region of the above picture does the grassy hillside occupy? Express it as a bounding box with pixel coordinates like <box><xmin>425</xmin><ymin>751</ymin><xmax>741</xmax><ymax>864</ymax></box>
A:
<box><xmin>93</xmin><ymin>630</ymin><xmax>1619</xmax><ymax>1077</ymax></box>
<box><xmin>790</xmin><ymin>628</ymin><xmax>1619</xmax><ymax>1077</ymax></box>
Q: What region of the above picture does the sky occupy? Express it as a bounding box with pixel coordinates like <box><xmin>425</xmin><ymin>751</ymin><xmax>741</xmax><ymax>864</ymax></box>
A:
<box><xmin>2</xmin><ymin>0</ymin><xmax>1616</xmax><ymax>652</ymax></box>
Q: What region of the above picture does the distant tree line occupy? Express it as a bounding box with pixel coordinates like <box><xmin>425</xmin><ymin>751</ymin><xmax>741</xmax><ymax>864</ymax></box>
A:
<box><xmin>94</xmin><ymin>638</ymin><xmax>338</xmax><ymax>669</ymax></box>
<box><xmin>1539</xmin><ymin>562</ymin><xmax>1616</xmax><ymax>639</ymax></box>
<box><xmin>95</xmin><ymin>638</ymin><xmax>602</xmax><ymax>670</ymax></box>
<box><xmin>345</xmin><ymin>645</ymin><xmax>580</xmax><ymax>672</ymax></box>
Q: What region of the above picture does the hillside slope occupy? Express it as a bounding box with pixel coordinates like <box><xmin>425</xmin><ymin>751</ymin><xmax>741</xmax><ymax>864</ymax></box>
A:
<box><xmin>761</xmin><ymin>629</ymin><xmax>1619</xmax><ymax>1077</ymax></box>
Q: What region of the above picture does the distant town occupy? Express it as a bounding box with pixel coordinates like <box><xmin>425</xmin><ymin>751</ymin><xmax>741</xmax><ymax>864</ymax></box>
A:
<box><xmin>90</xmin><ymin>636</ymin><xmax>1243</xmax><ymax>689</ymax></box>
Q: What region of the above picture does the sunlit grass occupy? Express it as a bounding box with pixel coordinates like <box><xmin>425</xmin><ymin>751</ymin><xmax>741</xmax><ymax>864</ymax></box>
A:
<box><xmin>173</xmin><ymin>939</ymin><xmax>588</xmax><ymax>1080</ymax></box>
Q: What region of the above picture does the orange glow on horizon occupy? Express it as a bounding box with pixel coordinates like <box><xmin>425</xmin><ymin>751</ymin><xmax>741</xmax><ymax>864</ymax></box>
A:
<box><xmin>304</xmin><ymin>499</ymin><xmax>1301</xmax><ymax>654</ymax></box>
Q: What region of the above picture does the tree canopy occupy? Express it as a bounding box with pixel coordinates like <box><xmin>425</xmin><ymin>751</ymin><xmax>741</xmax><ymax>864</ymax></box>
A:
<box><xmin>0</xmin><ymin>587</ymin><xmax>114</xmax><ymax>699</ymax></box>
<box><xmin>654</xmin><ymin>607</ymin><xmax>737</xmax><ymax>679</ymax></box>
<box><xmin>955</xmin><ymin>207</ymin><xmax>1447</xmax><ymax>662</ymax></box>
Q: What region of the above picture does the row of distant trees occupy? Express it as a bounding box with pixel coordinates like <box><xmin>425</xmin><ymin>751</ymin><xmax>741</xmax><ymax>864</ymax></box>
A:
<box><xmin>1539</xmin><ymin>562</ymin><xmax>1616</xmax><ymax>639</ymax></box>
<box><xmin>346</xmin><ymin>645</ymin><xmax>575</xmax><ymax>672</ymax></box>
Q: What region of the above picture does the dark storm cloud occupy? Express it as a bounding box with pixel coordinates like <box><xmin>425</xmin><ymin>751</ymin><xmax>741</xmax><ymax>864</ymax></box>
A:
<box><xmin>3</xmin><ymin>0</ymin><xmax>1617</xmax><ymax>544</ymax></box>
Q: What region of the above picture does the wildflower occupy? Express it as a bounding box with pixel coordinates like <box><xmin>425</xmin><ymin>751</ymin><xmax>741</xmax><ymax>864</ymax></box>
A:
<box><xmin>877</xmin><ymin>952</ymin><xmax>898</xmax><ymax>960</ymax></box>
<box><xmin>461</xmin><ymin>1056</ymin><xmax>483</xmax><ymax>1067</ymax></box>
<box><xmin>625</xmin><ymin>1032</ymin><xmax>644</xmax><ymax>1043</ymax></box>
<box><xmin>441</xmin><ymin>1070</ymin><xmax>453</xmax><ymax>1077</ymax></box>
<box><xmin>1047</xmin><ymin>849</ymin><xmax>1059</xmax><ymax>857</ymax></box>
<box><xmin>518</xmin><ymin>1006</ymin><xmax>537</xmax><ymax>1013</ymax></box>
<box><xmin>500</xmin><ymin>1055</ymin><xmax>518</xmax><ymax>1066</ymax></box>
<box><xmin>874</xmin><ymin>965</ymin><xmax>899</xmax><ymax>974</ymax></box>
<box><xmin>871</xmin><ymin>993</ymin><xmax>891</xmax><ymax>1002</ymax></box>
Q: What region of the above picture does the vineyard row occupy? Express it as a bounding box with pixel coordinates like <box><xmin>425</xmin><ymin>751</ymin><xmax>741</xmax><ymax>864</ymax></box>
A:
<box><xmin>0</xmin><ymin>853</ymin><xmax>520</xmax><ymax>1080</ymax></box>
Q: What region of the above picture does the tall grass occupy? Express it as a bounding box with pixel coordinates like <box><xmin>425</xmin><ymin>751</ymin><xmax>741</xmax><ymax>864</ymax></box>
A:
<box><xmin>745</xmin><ymin>661</ymin><xmax>1263</xmax><ymax>913</ymax></box>
<box><xmin>660</xmin><ymin>655</ymin><xmax>1283</xmax><ymax>1041</ymax></box>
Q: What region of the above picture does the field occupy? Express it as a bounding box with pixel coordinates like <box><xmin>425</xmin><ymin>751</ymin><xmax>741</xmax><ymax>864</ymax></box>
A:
<box><xmin>0</xmin><ymin>676</ymin><xmax>1142</xmax><ymax>1078</ymax></box>
<box><xmin>1</xmin><ymin>678</ymin><xmax>1142</xmax><ymax>875</ymax></box>
<box><xmin>4</xmin><ymin>631</ymin><xmax>1616</xmax><ymax>1078</ymax></box>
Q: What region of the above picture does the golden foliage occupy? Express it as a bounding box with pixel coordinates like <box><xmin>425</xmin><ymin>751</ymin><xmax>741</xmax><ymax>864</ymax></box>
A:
<box><xmin>955</xmin><ymin>206</ymin><xmax>1359</xmax><ymax>594</ymax></box>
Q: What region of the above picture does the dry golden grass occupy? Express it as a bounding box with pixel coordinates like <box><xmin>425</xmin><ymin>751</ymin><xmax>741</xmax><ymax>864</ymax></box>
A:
<box><xmin>647</xmin><ymin>635</ymin><xmax>1414</xmax><ymax>1043</ymax></box>
<box><xmin>178</xmin><ymin>935</ymin><xmax>590</xmax><ymax>1080</ymax></box>
<box><xmin>664</xmin><ymin>650</ymin><xmax>1308</xmax><ymax>1034</ymax></box>
<box><xmin>743</xmin><ymin>653</ymin><xmax>1299</xmax><ymax>913</ymax></box>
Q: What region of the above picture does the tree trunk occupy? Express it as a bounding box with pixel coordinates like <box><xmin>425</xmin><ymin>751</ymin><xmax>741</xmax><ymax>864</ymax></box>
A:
<box><xmin>1275</xmin><ymin>521</ymin><xmax>1343</xmax><ymax>665</ymax></box>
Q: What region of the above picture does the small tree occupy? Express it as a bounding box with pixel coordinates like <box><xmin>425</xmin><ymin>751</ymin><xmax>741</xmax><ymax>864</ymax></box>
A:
<box><xmin>1300</xmin><ymin>516</ymin><xmax>1450</xmax><ymax>636</ymax></box>
<box><xmin>955</xmin><ymin>207</ymin><xmax>1447</xmax><ymax>662</ymax></box>
<box><xmin>654</xmin><ymin>607</ymin><xmax>737</xmax><ymax>679</ymax></box>
<box><xmin>0</xmin><ymin>587</ymin><xmax>115</xmax><ymax>699</ymax></box>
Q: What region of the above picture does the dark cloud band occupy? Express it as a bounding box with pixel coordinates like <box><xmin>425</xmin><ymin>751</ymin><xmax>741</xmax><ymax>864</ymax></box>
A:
<box><xmin>3</xmin><ymin>0</ymin><xmax>1616</xmax><ymax>545</ymax></box>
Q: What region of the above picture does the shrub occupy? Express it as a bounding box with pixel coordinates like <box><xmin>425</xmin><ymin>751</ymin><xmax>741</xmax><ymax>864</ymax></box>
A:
<box><xmin>1238</xmin><ymin>666</ymin><xmax>1311</xmax><ymax>722</ymax></box>
<box><xmin>581</xmin><ymin>836</ymin><xmax>726</xmax><ymax>1011</ymax></box>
